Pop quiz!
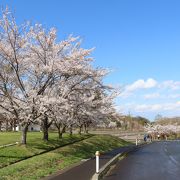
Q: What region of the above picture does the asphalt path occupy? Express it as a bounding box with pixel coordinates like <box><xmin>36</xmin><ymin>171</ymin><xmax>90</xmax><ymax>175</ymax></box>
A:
<box><xmin>104</xmin><ymin>141</ymin><xmax>180</xmax><ymax>180</ymax></box>
<box><xmin>46</xmin><ymin>145</ymin><xmax>134</xmax><ymax>180</ymax></box>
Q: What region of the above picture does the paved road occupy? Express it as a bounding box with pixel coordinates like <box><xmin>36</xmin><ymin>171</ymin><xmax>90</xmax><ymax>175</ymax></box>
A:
<box><xmin>104</xmin><ymin>141</ymin><xmax>180</xmax><ymax>180</ymax></box>
<box><xmin>46</xmin><ymin>145</ymin><xmax>134</xmax><ymax>180</ymax></box>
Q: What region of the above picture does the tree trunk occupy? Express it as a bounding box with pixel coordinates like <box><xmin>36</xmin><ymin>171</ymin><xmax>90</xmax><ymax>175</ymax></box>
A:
<box><xmin>78</xmin><ymin>125</ymin><xmax>82</xmax><ymax>135</ymax></box>
<box><xmin>58</xmin><ymin>128</ymin><xmax>63</xmax><ymax>139</ymax></box>
<box><xmin>42</xmin><ymin>116</ymin><xmax>49</xmax><ymax>141</ymax></box>
<box><xmin>62</xmin><ymin>126</ymin><xmax>66</xmax><ymax>133</ymax></box>
<box><xmin>21</xmin><ymin>124</ymin><xmax>29</xmax><ymax>144</ymax></box>
<box><xmin>69</xmin><ymin>124</ymin><xmax>73</xmax><ymax>136</ymax></box>
<box><xmin>85</xmin><ymin>129</ymin><xmax>88</xmax><ymax>134</ymax></box>
<box><xmin>10</xmin><ymin>123</ymin><xmax>12</xmax><ymax>131</ymax></box>
<box><xmin>84</xmin><ymin>123</ymin><xmax>88</xmax><ymax>134</ymax></box>
<box><xmin>55</xmin><ymin>123</ymin><xmax>66</xmax><ymax>139</ymax></box>
<box><xmin>43</xmin><ymin>127</ymin><xmax>48</xmax><ymax>141</ymax></box>
<box><xmin>13</xmin><ymin>119</ymin><xmax>17</xmax><ymax>132</ymax></box>
<box><xmin>5</xmin><ymin>121</ymin><xmax>8</xmax><ymax>131</ymax></box>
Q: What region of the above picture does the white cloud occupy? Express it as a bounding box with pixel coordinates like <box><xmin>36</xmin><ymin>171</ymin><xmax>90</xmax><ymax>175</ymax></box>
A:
<box><xmin>119</xmin><ymin>101</ymin><xmax>180</xmax><ymax>113</ymax></box>
<box><xmin>119</xmin><ymin>78</ymin><xmax>180</xmax><ymax>99</ymax></box>
<box><xmin>144</xmin><ymin>93</ymin><xmax>160</xmax><ymax>99</ymax></box>
<box><xmin>135</xmin><ymin>104</ymin><xmax>162</xmax><ymax>112</ymax></box>
<box><xmin>117</xmin><ymin>78</ymin><xmax>180</xmax><ymax>119</ymax></box>
<box><xmin>168</xmin><ymin>94</ymin><xmax>180</xmax><ymax>99</ymax></box>
<box><xmin>126</xmin><ymin>78</ymin><xmax>157</xmax><ymax>92</ymax></box>
<box><xmin>119</xmin><ymin>78</ymin><xmax>157</xmax><ymax>98</ymax></box>
<box><xmin>119</xmin><ymin>91</ymin><xmax>133</xmax><ymax>98</ymax></box>
<box><xmin>160</xmin><ymin>80</ymin><xmax>180</xmax><ymax>90</ymax></box>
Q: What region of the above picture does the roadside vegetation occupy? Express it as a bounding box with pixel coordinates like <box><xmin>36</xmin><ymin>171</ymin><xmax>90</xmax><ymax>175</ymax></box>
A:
<box><xmin>0</xmin><ymin>132</ymin><xmax>92</xmax><ymax>168</ymax></box>
<box><xmin>0</xmin><ymin>134</ymin><xmax>131</xmax><ymax>180</ymax></box>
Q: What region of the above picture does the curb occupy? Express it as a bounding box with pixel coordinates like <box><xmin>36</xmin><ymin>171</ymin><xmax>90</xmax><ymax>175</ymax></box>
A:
<box><xmin>91</xmin><ymin>143</ymin><xmax>150</xmax><ymax>180</ymax></box>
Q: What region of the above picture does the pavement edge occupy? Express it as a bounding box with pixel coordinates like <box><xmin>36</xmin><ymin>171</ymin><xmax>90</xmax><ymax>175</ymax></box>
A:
<box><xmin>91</xmin><ymin>143</ymin><xmax>149</xmax><ymax>180</ymax></box>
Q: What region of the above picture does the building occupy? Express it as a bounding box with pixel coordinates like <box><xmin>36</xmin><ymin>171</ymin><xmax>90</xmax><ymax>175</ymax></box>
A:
<box><xmin>15</xmin><ymin>124</ymin><xmax>41</xmax><ymax>132</ymax></box>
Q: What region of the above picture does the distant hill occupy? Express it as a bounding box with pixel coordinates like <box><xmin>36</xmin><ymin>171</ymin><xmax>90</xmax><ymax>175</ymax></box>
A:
<box><xmin>155</xmin><ymin>117</ymin><xmax>180</xmax><ymax>125</ymax></box>
<box><xmin>112</xmin><ymin>115</ymin><xmax>150</xmax><ymax>131</ymax></box>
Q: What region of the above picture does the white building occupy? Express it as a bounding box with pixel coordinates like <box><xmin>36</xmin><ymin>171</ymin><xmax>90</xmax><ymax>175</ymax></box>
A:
<box><xmin>15</xmin><ymin>124</ymin><xmax>41</xmax><ymax>132</ymax></box>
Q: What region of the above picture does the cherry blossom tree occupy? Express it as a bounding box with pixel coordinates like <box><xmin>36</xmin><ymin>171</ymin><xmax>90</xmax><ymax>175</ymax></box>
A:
<box><xmin>0</xmin><ymin>8</ymin><xmax>118</xmax><ymax>144</ymax></box>
<box><xmin>144</xmin><ymin>123</ymin><xmax>180</xmax><ymax>140</ymax></box>
<box><xmin>0</xmin><ymin>8</ymin><xmax>41</xmax><ymax>144</ymax></box>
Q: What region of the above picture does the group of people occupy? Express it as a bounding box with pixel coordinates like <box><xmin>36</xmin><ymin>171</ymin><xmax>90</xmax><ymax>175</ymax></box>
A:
<box><xmin>144</xmin><ymin>134</ymin><xmax>152</xmax><ymax>142</ymax></box>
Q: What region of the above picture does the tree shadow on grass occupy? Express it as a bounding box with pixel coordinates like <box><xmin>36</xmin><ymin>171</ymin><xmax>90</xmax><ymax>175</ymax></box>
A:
<box><xmin>0</xmin><ymin>134</ymin><xmax>93</xmax><ymax>169</ymax></box>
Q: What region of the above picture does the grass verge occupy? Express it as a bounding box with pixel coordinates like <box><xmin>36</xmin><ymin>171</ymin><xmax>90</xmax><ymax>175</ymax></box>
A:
<box><xmin>0</xmin><ymin>135</ymin><xmax>131</xmax><ymax>180</ymax></box>
<box><xmin>0</xmin><ymin>132</ymin><xmax>92</xmax><ymax>168</ymax></box>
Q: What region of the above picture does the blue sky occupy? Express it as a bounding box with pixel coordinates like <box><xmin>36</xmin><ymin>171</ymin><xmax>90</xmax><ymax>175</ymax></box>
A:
<box><xmin>1</xmin><ymin>0</ymin><xmax>180</xmax><ymax>120</ymax></box>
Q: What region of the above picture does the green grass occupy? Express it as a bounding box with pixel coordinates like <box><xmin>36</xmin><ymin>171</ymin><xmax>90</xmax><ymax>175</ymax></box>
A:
<box><xmin>0</xmin><ymin>134</ymin><xmax>131</xmax><ymax>180</ymax></box>
<box><xmin>0</xmin><ymin>132</ymin><xmax>92</xmax><ymax>168</ymax></box>
<box><xmin>0</xmin><ymin>132</ymin><xmax>21</xmax><ymax>145</ymax></box>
